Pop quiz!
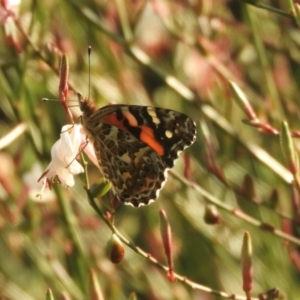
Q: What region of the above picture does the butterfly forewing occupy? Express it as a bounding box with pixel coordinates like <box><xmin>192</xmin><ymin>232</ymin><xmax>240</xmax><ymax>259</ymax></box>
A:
<box><xmin>79</xmin><ymin>97</ymin><xmax>196</xmax><ymax>207</ymax></box>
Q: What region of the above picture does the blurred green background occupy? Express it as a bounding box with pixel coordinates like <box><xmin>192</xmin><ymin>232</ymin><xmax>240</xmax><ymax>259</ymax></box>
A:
<box><xmin>1</xmin><ymin>0</ymin><xmax>300</xmax><ymax>299</ymax></box>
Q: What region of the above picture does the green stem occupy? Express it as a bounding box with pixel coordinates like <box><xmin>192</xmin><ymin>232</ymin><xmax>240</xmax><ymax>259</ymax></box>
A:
<box><xmin>53</xmin><ymin>185</ymin><xmax>87</xmax><ymax>293</ymax></box>
<box><xmin>86</xmin><ymin>189</ymin><xmax>258</xmax><ymax>300</ymax></box>
<box><xmin>247</xmin><ymin>5</ymin><xmax>284</xmax><ymax>118</ymax></box>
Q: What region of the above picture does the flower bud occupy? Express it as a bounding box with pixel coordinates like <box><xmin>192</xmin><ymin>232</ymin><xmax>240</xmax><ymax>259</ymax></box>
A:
<box><xmin>159</xmin><ymin>210</ymin><xmax>175</xmax><ymax>281</ymax></box>
<box><xmin>293</xmin><ymin>4</ymin><xmax>300</xmax><ymax>28</ymax></box>
<box><xmin>89</xmin><ymin>269</ymin><xmax>104</xmax><ymax>300</ymax></box>
<box><xmin>241</xmin><ymin>231</ymin><xmax>253</xmax><ymax>295</ymax></box>
<box><xmin>268</xmin><ymin>189</ymin><xmax>278</xmax><ymax>210</ymax></box>
<box><xmin>128</xmin><ymin>292</ymin><xmax>138</xmax><ymax>300</ymax></box>
<box><xmin>46</xmin><ymin>288</ymin><xmax>54</xmax><ymax>300</ymax></box>
<box><xmin>106</xmin><ymin>234</ymin><xmax>125</xmax><ymax>264</ymax></box>
<box><xmin>59</xmin><ymin>54</ymin><xmax>69</xmax><ymax>99</ymax></box>
<box><xmin>203</xmin><ymin>204</ymin><xmax>220</xmax><ymax>225</ymax></box>
<box><xmin>280</xmin><ymin>121</ymin><xmax>298</xmax><ymax>174</ymax></box>
<box><xmin>241</xmin><ymin>175</ymin><xmax>256</xmax><ymax>201</ymax></box>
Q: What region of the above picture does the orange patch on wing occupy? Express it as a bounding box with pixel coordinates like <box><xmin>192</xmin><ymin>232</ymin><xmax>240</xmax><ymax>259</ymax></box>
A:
<box><xmin>103</xmin><ymin>113</ymin><xmax>126</xmax><ymax>130</ymax></box>
<box><xmin>140</xmin><ymin>125</ymin><xmax>164</xmax><ymax>156</ymax></box>
<box><xmin>103</xmin><ymin>113</ymin><xmax>164</xmax><ymax>156</ymax></box>
<box><xmin>123</xmin><ymin>112</ymin><xmax>138</xmax><ymax>127</ymax></box>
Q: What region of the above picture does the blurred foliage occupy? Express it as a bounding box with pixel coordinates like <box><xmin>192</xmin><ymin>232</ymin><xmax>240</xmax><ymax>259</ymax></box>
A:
<box><xmin>1</xmin><ymin>0</ymin><xmax>300</xmax><ymax>299</ymax></box>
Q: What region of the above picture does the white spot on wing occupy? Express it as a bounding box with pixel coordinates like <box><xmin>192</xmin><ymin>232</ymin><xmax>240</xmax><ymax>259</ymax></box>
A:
<box><xmin>165</xmin><ymin>130</ymin><xmax>173</xmax><ymax>139</ymax></box>
<box><xmin>147</xmin><ymin>107</ymin><xmax>160</xmax><ymax>124</ymax></box>
<box><xmin>152</xmin><ymin>117</ymin><xmax>160</xmax><ymax>124</ymax></box>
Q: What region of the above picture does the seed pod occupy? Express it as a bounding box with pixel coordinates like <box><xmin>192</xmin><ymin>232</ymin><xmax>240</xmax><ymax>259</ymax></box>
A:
<box><xmin>106</xmin><ymin>234</ymin><xmax>125</xmax><ymax>264</ymax></box>
<box><xmin>204</xmin><ymin>204</ymin><xmax>220</xmax><ymax>225</ymax></box>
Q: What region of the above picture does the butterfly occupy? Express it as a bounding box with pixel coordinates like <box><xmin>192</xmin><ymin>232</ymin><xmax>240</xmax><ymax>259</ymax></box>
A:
<box><xmin>78</xmin><ymin>94</ymin><xmax>196</xmax><ymax>207</ymax></box>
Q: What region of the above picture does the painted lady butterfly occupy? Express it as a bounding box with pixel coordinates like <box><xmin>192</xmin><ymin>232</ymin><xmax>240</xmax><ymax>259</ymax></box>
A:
<box><xmin>78</xmin><ymin>94</ymin><xmax>196</xmax><ymax>207</ymax></box>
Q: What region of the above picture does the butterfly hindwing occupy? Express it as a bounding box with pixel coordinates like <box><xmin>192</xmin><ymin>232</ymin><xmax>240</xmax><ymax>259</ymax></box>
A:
<box><xmin>92</xmin><ymin>124</ymin><xmax>167</xmax><ymax>206</ymax></box>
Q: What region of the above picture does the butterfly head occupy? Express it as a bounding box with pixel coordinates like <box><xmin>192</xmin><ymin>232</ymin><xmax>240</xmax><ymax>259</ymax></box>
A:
<box><xmin>77</xmin><ymin>93</ymin><xmax>97</xmax><ymax>115</ymax></box>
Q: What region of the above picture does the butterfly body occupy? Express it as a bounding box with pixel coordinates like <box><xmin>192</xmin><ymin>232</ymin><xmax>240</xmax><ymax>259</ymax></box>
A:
<box><xmin>79</xmin><ymin>95</ymin><xmax>196</xmax><ymax>207</ymax></box>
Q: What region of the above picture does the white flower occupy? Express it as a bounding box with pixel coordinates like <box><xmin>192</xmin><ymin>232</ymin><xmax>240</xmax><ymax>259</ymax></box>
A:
<box><xmin>37</xmin><ymin>124</ymin><xmax>85</xmax><ymax>198</ymax></box>
<box><xmin>23</xmin><ymin>163</ymin><xmax>55</xmax><ymax>202</ymax></box>
<box><xmin>37</xmin><ymin>124</ymin><xmax>100</xmax><ymax>200</ymax></box>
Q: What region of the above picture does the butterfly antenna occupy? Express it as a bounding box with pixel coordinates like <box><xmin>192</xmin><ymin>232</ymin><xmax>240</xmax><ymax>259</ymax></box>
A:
<box><xmin>42</xmin><ymin>98</ymin><xmax>78</xmax><ymax>105</ymax></box>
<box><xmin>42</xmin><ymin>98</ymin><xmax>61</xmax><ymax>102</ymax></box>
<box><xmin>88</xmin><ymin>46</ymin><xmax>92</xmax><ymax>100</ymax></box>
